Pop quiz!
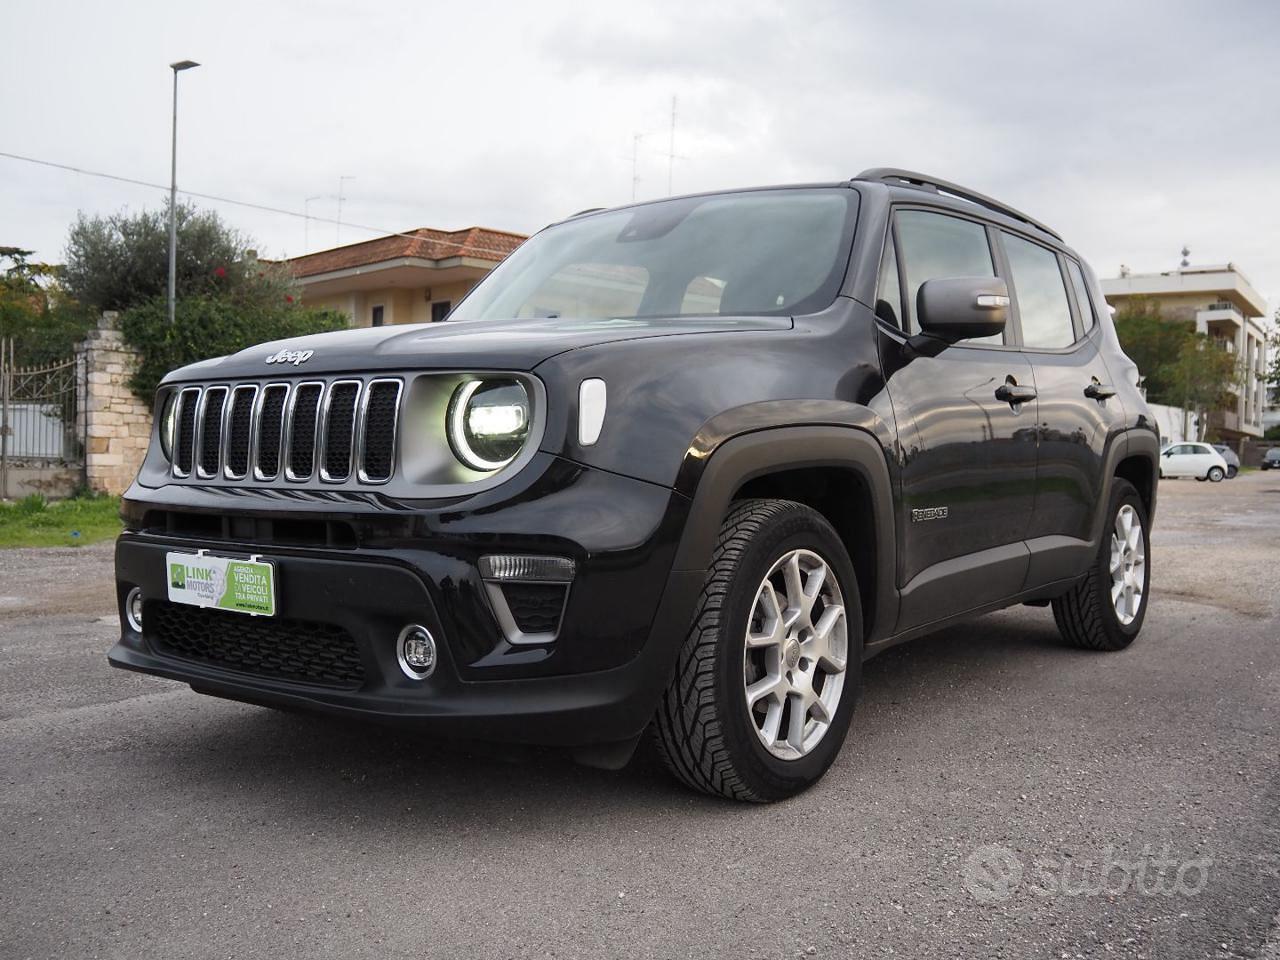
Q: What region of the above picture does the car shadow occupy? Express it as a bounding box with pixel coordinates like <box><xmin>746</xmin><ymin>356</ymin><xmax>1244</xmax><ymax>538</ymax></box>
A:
<box><xmin>138</xmin><ymin>607</ymin><xmax>1086</xmax><ymax>828</ymax></box>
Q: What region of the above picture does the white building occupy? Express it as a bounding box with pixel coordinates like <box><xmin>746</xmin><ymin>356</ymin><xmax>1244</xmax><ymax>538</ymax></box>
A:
<box><xmin>1101</xmin><ymin>263</ymin><xmax>1269</xmax><ymax>440</ymax></box>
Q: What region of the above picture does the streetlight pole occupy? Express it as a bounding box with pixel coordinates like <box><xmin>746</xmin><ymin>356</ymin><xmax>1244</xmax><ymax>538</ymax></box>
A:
<box><xmin>168</xmin><ymin>59</ymin><xmax>199</xmax><ymax>325</ymax></box>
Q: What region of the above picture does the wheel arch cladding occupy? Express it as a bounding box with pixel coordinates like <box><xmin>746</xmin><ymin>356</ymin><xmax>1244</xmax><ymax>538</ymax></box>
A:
<box><xmin>672</xmin><ymin>423</ymin><xmax>898</xmax><ymax>647</ymax></box>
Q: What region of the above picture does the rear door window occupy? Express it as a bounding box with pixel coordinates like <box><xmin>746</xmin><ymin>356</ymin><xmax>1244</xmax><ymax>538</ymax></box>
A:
<box><xmin>895</xmin><ymin>210</ymin><xmax>1000</xmax><ymax>342</ymax></box>
<box><xmin>1003</xmin><ymin>232</ymin><xmax>1076</xmax><ymax>349</ymax></box>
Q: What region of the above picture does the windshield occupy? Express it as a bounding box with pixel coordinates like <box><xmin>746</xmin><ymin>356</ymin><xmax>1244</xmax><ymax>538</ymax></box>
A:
<box><xmin>448</xmin><ymin>188</ymin><xmax>857</xmax><ymax>323</ymax></box>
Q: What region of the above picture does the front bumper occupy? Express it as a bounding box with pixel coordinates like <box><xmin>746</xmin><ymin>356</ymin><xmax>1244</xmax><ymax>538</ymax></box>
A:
<box><xmin>108</xmin><ymin>455</ymin><xmax>703</xmax><ymax>746</ymax></box>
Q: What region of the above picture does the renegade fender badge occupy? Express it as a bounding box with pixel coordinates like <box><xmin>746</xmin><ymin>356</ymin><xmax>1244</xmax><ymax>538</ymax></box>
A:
<box><xmin>265</xmin><ymin>349</ymin><xmax>314</xmax><ymax>366</ymax></box>
<box><xmin>911</xmin><ymin>506</ymin><xmax>949</xmax><ymax>522</ymax></box>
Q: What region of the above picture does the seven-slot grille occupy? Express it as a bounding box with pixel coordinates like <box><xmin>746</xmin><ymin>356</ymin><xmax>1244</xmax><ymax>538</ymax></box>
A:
<box><xmin>171</xmin><ymin>378</ymin><xmax>402</xmax><ymax>485</ymax></box>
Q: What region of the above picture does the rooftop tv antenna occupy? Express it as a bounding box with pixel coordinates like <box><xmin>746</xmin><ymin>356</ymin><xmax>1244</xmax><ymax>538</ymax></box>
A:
<box><xmin>665</xmin><ymin>94</ymin><xmax>683</xmax><ymax>195</ymax></box>
<box><xmin>303</xmin><ymin>194</ymin><xmax>324</xmax><ymax>252</ymax></box>
<box><xmin>336</xmin><ymin>175</ymin><xmax>356</xmax><ymax>245</ymax></box>
<box><xmin>629</xmin><ymin>133</ymin><xmax>646</xmax><ymax>201</ymax></box>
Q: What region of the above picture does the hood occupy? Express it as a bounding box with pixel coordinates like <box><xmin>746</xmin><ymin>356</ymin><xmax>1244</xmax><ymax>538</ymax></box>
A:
<box><xmin>163</xmin><ymin>315</ymin><xmax>793</xmax><ymax>383</ymax></box>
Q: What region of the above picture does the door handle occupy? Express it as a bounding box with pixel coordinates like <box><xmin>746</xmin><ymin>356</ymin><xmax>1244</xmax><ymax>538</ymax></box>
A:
<box><xmin>1084</xmin><ymin>381</ymin><xmax>1117</xmax><ymax>400</ymax></box>
<box><xmin>995</xmin><ymin>380</ymin><xmax>1037</xmax><ymax>405</ymax></box>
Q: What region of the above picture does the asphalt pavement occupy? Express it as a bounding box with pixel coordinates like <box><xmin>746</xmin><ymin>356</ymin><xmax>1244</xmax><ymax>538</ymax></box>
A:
<box><xmin>2</xmin><ymin>474</ymin><xmax>1278</xmax><ymax>959</ymax></box>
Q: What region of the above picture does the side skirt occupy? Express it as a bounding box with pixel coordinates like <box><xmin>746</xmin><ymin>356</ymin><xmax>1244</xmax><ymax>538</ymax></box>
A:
<box><xmin>863</xmin><ymin>573</ymin><xmax>1085</xmax><ymax>660</ymax></box>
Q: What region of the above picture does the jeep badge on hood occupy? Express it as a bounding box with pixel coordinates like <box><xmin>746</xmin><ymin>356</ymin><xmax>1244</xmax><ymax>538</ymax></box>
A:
<box><xmin>265</xmin><ymin>349</ymin><xmax>314</xmax><ymax>365</ymax></box>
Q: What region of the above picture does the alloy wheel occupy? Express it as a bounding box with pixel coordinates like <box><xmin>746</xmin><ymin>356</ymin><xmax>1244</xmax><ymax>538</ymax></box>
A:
<box><xmin>1109</xmin><ymin>504</ymin><xmax>1146</xmax><ymax>626</ymax></box>
<box><xmin>743</xmin><ymin>549</ymin><xmax>848</xmax><ymax>760</ymax></box>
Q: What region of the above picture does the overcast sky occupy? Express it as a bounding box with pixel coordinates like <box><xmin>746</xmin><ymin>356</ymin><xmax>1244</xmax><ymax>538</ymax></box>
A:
<box><xmin>4</xmin><ymin>0</ymin><xmax>1278</xmax><ymax>315</ymax></box>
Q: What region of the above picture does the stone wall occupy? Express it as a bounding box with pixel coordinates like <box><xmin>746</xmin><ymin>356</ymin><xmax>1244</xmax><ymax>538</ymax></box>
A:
<box><xmin>77</xmin><ymin>312</ymin><xmax>152</xmax><ymax>496</ymax></box>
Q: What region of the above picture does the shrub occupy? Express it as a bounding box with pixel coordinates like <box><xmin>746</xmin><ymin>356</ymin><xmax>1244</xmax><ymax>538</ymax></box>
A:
<box><xmin>121</xmin><ymin>295</ymin><xmax>348</xmax><ymax>404</ymax></box>
<box><xmin>63</xmin><ymin>203</ymin><xmax>274</xmax><ymax>313</ymax></box>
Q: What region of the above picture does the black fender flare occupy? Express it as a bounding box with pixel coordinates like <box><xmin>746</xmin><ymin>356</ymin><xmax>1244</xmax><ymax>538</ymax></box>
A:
<box><xmin>667</xmin><ymin>401</ymin><xmax>899</xmax><ymax>646</ymax></box>
<box><xmin>1089</xmin><ymin>426</ymin><xmax>1160</xmax><ymax>548</ymax></box>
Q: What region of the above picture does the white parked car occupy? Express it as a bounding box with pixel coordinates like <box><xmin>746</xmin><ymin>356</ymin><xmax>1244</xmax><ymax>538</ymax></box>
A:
<box><xmin>1159</xmin><ymin>442</ymin><xmax>1228</xmax><ymax>482</ymax></box>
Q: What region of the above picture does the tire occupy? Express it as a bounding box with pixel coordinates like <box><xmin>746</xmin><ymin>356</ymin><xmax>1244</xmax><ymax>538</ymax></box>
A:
<box><xmin>1052</xmin><ymin>478</ymin><xmax>1149</xmax><ymax>651</ymax></box>
<box><xmin>651</xmin><ymin>499</ymin><xmax>863</xmax><ymax>802</ymax></box>
<box><xmin>1227</xmin><ymin>466</ymin><xmax>1238</xmax><ymax>479</ymax></box>
<box><xmin>1208</xmin><ymin>466</ymin><xmax>1225</xmax><ymax>482</ymax></box>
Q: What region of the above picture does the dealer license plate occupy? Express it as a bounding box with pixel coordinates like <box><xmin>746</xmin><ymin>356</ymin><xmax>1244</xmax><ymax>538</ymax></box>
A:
<box><xmin>165</xmin><ymin>551</ymin><xmax>277</xmax><ymax>617</ymax></box>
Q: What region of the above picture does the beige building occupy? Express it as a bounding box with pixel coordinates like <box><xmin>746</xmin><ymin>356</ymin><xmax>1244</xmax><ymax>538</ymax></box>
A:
<box><xmin>284</xmin><ymin>226</ymin><xmax>527</xmax><ymax>327</ymax></box>
<box><xmin>1101</xmin><ymin>263</ymin><xmax>1270</xmax><ymax>440</ymax></box>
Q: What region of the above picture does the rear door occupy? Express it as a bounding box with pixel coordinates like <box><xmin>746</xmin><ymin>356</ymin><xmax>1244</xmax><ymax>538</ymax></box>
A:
<box><xmin>999</xmin><ymin>232</ymin><xmax>1127</xmax><ymax>588</ymax></box>
<box><xmin>878</xmin><ymin>208</ymin><xmax>1038</xmax><ymax>632</ymax></box>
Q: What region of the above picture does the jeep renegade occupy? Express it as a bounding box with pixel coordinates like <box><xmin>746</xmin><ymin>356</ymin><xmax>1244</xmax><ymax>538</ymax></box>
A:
<box><xmin>109</xmin><ymin>169</ymin><xmax>1158</xmax><ymax>801</ymax></box>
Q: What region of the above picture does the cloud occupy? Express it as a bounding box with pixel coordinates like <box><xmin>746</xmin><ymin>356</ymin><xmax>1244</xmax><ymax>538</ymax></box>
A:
<box><xmin>2</xmin><ymin>0</ymin><xmax>1277</xmax><ymax>310</ymax></box>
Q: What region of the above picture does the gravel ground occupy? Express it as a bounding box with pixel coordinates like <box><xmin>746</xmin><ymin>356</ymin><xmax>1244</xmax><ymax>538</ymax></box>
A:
<box><xmin>1</xmin><ymin>475</ymin><xmax>1278</xmax><ymax>959</ymax></box>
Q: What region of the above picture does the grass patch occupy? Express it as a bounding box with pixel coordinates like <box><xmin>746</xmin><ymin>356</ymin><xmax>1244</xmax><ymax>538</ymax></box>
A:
<box><xmin>0</xmin><ymin>493</ymin><xmax>122</xmax><ymax>548</ymax></box>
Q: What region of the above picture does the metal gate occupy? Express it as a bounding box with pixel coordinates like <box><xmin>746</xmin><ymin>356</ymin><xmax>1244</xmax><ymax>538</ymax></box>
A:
<box><xmin>0</xmin><ymin>338</ymin><xmax>84</xmax><ymax>499</ymax></box>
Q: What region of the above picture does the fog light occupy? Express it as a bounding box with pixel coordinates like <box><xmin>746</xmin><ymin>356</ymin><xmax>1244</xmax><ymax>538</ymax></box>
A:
<box><xmin>397</xmin><ymin>624</ymin><xmax>437</xmax><ymax>680</ymax></box>
<box><xmin>125</xmin><ymin>586</ymin><xmax>144</xmax><ymax>633</ymax></box>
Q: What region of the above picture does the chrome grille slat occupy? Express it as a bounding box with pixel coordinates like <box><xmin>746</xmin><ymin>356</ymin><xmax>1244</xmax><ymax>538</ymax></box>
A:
<box><xmin>224</xmin><ymin>385</ymin><xmax>258</xmax><ymax>479</ymax></box>
<box><xmin>196</xmin><ymin>386</ymin><xmax>228</xmax><ymax>479</ymax></box>
<box><xmin>359</xmin><ymin>379</ymin><xmax>402</xmax><ymax>483</ymax></box>
<box><xmin>254</xmin><ymin>384</ymin><xmax>289</xmax><ymax>480</ymax></box>
<box><xmin>170</xmin><ymin>376</ymin><xmax>402</xmax><ymax>487</ymax></box>
<box><xmin>320</xmin><ymin>380</ymin><xmax>361</xmax><ymax>482</ymax></box>
<box><xmin>286</xmin><ymin>382</ymin><xmax>324</xmax><ymax>481</ymax></box>
<box><xmin>172</xmin><ymin>387</ymin><xmax>201</xmax><ymax>478</ymax></box>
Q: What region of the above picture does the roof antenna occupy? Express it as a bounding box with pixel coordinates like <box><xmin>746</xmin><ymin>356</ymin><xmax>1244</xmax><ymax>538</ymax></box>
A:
<box><xmin>336</xmin><ymin>175</ymin><xmax>356</xmax><ymax>245</ymax></box>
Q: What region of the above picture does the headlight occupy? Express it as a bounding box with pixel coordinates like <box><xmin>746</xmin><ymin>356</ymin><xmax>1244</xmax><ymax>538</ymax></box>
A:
<box><xmin>159</xmin><ymin>392</ymin><xmax>178</xmax><ymax>461</ymax></box>
<box><xmin>447</xmin><ymin>378</ymin><xmax>530</xmax><ymax>471</ymax></box>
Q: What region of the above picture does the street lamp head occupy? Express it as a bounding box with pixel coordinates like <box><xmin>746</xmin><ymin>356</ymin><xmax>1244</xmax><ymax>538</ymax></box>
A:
<box><xmin>170</xmin><ymin>60</ymin><xmax>200</xmax><ymax>72</ymax></box>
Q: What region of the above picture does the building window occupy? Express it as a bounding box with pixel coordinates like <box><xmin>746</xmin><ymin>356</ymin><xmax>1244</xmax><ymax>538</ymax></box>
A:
<box><xmin>371</xmin><ymin>305</ymin><xmax>384</xmax><ymax>327</ymax></box>
<box><xmin>431</xmin><ymin>301</ymin><xmax>452</xmax><ymax>323</ymax></box>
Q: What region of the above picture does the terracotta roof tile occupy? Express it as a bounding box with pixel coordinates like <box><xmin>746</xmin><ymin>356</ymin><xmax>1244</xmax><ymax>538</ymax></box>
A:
<box><xmin>284</xmin><ymin>227</ymin><xmax>527</xmax><ymax>279</ymax></box>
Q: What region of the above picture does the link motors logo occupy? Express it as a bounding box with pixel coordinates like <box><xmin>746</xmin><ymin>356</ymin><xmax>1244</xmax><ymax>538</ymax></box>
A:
<box><xmin>265</xmin><ymin>349</ymin><xmax>314</xmax><ymax>366</ymax></box>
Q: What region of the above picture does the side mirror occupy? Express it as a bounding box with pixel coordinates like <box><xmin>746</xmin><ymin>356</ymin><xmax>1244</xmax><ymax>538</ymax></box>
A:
<box><xmin>917</xmin><ymin>277</ymin><xmax>1010</xmax><ymax>343</ymax></box>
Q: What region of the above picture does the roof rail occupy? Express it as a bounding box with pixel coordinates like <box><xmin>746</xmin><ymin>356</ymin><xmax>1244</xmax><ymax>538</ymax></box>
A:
<box><xmin>855</xmin><ymin>167</ymin><xmax>1062</xmax><ymax>241</ymax></box>
<box><xmin>569</xmin><ymin>207</ymin><xmax>606</xmax><ymax>219</ymax></box>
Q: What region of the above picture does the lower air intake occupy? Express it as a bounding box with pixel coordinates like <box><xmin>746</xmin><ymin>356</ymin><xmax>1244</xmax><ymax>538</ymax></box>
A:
<box><xmin>146</xmin><ymin>601</ymin><xmax>365</xmax><ymax>689</ymax></box>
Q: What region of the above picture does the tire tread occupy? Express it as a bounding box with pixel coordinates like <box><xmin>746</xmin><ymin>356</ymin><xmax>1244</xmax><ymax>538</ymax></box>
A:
<box><xmin>652</xmin><ymin>499</ymin><xmax>799</xmax><ymax>802</ymax></box>
<box><xmin>1051</xmin><ymin>478</ymin><xmax>1145</xmax><ymax>652</ymax></box>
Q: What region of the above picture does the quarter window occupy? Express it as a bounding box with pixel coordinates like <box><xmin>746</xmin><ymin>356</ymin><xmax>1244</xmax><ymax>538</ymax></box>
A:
<box><xmin>1003</xmin><ymin>233</ymin><xmax>1075</xmax><ymax>348</ymax></box>
<box><xmin>895</xmin><ymin>210</ymin><xmax>999</xmax><ymax>342</ymax></box>
<box><xmin>1065</xmin><ymin>259</ymin><xmax>1096</xmax><ymax>332</ymax></box>
<box><xmin>875</xmin><ymin>234</ymin><xmax>903</xmax><ymax>329</ymax></box>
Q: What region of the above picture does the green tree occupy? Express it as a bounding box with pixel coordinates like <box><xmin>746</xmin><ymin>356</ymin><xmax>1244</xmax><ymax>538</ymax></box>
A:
<box><xmin>1112</xmin><ymin>298</ymin><xmax>1194</xmax><ymax>404</ymax></box>
<box><xmin>121</xmin><ymin>296</ymin><xmax>348</xmax><ymax>403</ymax></box>
<box><xmin>1161</xmin><ymin>334</ymin><xmax>1241</xmax><ymax>440</ymax></box>
<box><xmin>62</xmin><ymin>202</ymin><xmax>294</xmax><ymax>313</ymax></box>
<box><xmin>60</xmin><ymin>201</ymin><xmax>347</xmax><ymax>403</ymax></box>
<box><xmin>0</xmin><ymin>247</ymin><xmax>94</xmax><ymax>364</ymax></box>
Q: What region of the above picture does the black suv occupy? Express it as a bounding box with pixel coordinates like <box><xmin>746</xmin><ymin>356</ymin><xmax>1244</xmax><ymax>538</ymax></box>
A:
<box><xmin>110</xmin><ymin>169</ymin><xmax>1158</xmax><ymax>801</ymax></box>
